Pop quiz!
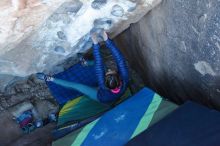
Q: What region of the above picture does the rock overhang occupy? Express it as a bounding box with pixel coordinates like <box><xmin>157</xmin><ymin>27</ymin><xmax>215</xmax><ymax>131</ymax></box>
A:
<box><xmin>0</xmin><ymin>0</ymin><xmax>162</xmax><ymax>77</ymax></box>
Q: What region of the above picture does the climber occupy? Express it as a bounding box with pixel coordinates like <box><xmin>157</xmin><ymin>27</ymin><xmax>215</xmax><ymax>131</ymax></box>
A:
<box><xmin>37</xmin><ymin>31</ymin><xmax>129</xmax><ymax>104</ymax></box>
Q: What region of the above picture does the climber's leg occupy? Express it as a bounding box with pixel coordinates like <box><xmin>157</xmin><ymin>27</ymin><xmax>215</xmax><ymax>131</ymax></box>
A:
<box><xmin>36</xmin><ymin>73</ymin><xmax>98</xmax><ymax>101</ymax></box>
<box><xmin>49</xmin><ymin>77</ymin><xmax>98</xmax><ymax>102</ymax></box>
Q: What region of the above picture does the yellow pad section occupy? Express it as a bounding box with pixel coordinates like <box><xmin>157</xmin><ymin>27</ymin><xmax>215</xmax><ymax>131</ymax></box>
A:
<box><xmin>59</xmin><ymin>96</ymin><xmax>83</xmax><ymax>116</ymax></box>
<box><xmin>59</xmin><ymin>88</ymin><xmax>132</xmax><ymax>118</ymax></box>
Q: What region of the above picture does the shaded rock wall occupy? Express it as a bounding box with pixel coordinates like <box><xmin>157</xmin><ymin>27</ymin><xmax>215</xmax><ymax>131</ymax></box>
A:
<box><xmin>115</xmin><ymin>0</ymin><xmax>220</xmax><ymax>109</ymax></box>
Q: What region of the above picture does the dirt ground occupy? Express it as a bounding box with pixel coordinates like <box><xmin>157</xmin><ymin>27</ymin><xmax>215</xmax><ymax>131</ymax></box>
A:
<box><xmin>0</xmin><ymin>75</ymin><xmax>58</xmax><ymax>146</ymax></box>
<box><xmin>0</xmin><ymin>111</ymin><xmax>55</xmax><ymax>146</ymax></box>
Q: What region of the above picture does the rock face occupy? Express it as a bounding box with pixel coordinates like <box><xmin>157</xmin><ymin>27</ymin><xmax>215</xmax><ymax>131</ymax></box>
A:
<box><xmin>0</xmin><ymin>0</ymin><xmax>161</xmax><ymax>80</ymax></box>
<box><xmin>0</xmin><ymin>74</ymin><xmax>58</xmax><ymax>111</ymax></box>
<box><xmin>115</xmin><ymin>0</ymin><xmax>220</xmax><ymax>109</ymax></box>
<box><xmin>0</xmin><ymin>0</ymin><xmax>65</xmax><ymax>59</ymax></box>
<box><xmin>111</xmin><ymin>5</ymin><xmax>125</xmax><ymax>17</ymax></box>
<box><xmin>0</xmin><ymin>1</ymin><xmax>162</xmax><ymax>144</ymax></box>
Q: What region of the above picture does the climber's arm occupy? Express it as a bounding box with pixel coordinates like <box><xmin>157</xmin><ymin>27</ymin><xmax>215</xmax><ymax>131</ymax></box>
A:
<box><xmin>105</xmin><ymin>38</ymin><xmax>129</xmax><ymax>84</ymax></box>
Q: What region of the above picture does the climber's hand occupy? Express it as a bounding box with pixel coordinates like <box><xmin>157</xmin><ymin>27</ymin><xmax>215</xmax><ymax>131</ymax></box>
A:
<box><xmin>102</xmin><ymin>31</ymin><xmax>108</xmax><ymax>41</ymax></box>
<box><xmin>91</xmin><ymin>33</ymin><xmax>98</xmax><ymax>45</ymax></box>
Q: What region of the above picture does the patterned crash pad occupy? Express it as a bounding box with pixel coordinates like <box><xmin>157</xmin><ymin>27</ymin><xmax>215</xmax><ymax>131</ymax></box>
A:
<box><xmin>53</xmin><ymin>87</ymin><xmax>178</xmax><ymax>146</ymax></box>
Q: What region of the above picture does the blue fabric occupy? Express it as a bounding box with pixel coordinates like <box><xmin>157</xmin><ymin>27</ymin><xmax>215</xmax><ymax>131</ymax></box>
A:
<box><xmin>52</xmin><ymin>78</ymin><xmax>98</xmax><ymax>101</ymax></box>
<box><xmin>81</xmin><ymin>88</ymin><xmax>154</xmax><ymax>146</ymax></box>
<box><xmin>126</xmin><ymin>101</ymin><xmax>220</xmax><ymax>146</ymax></box>
<box><xmin>46</xmin><ymin>63</ymin><xmax>97</xmax><ymax>105</ymax></box>
<box><xmin>93</xmin><ymin>39</ymin><xmax>129</xmax><ymax>103</ymax></box>
<box><xmin>93</xmin><ymin>43</ymin><xmax>106</xmax><ymax>89</ymax></box>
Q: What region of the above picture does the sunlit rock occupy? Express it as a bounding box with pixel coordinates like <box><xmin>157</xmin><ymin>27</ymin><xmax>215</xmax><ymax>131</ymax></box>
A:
<box><xmin>111</xmin><ymin>5</ymin><xmax>124</xmax><ymax>17</ymax></box>
<box><xmin>0</xmin><ymin>0</ymin><xmax>161</xmax><ymax>80</ymax></box>
<box><xmin>91</xmin><ymin>0</ymin><xmax>107</xmax><ymax>9</ymax></box>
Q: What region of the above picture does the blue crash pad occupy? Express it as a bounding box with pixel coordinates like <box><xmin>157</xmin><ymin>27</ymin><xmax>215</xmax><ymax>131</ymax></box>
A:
<box><xmin>80</xmin><ymin>87</ymin><xmax>155</xmax><ymax>146</ymax></box>
<box><xmin>127</xmin><ymin>101</ymin><xmax>220</xmax><ymax>146</ymax></box>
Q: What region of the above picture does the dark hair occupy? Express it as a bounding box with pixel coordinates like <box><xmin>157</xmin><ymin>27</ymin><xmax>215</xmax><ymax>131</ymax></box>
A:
<box><xmin>105</xmin><ymin>73</ymin><xmax>120</xmax><ymax>89</ymax></box>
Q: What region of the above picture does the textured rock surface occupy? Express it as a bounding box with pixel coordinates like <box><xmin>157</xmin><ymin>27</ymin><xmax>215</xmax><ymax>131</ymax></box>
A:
<box><xmin>0</xmin><ymin>74</ymin><xmax>58</xmax><ymax>145</ymax></box>
<box><xmin>0</xmin><ymin>74</ymin><xmax>58</xmax><ymax>111</ymax></box>
<box><xmin>0</xmin><ymin>0</ymin><xmax>161</xmax><ymax>79</ymax></box>
<box><xmin>111</xmin><ymin>5</ymin><xmax>124</xmax><ymax>17</ymax></box>
<box><xmin>0</xmin><ymin>110</ymin><xmax>55</xmax><ymax>146</ymax></box>
<box><xmin>115</xmin><ymin>0</ymin><xmax>220</xmax><ymax>110</ymax></box>
<box><xmin>0</xmin><ymin>0</ymin><xmax>65</xmax><ymax>56</ymax></box>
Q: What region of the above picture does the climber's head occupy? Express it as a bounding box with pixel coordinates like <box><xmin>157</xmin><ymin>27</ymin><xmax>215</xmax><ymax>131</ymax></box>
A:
<box><xmin>105</xmin><ymin>69</ymin><xmax>120</xmax><ymax>90</ymax></box>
